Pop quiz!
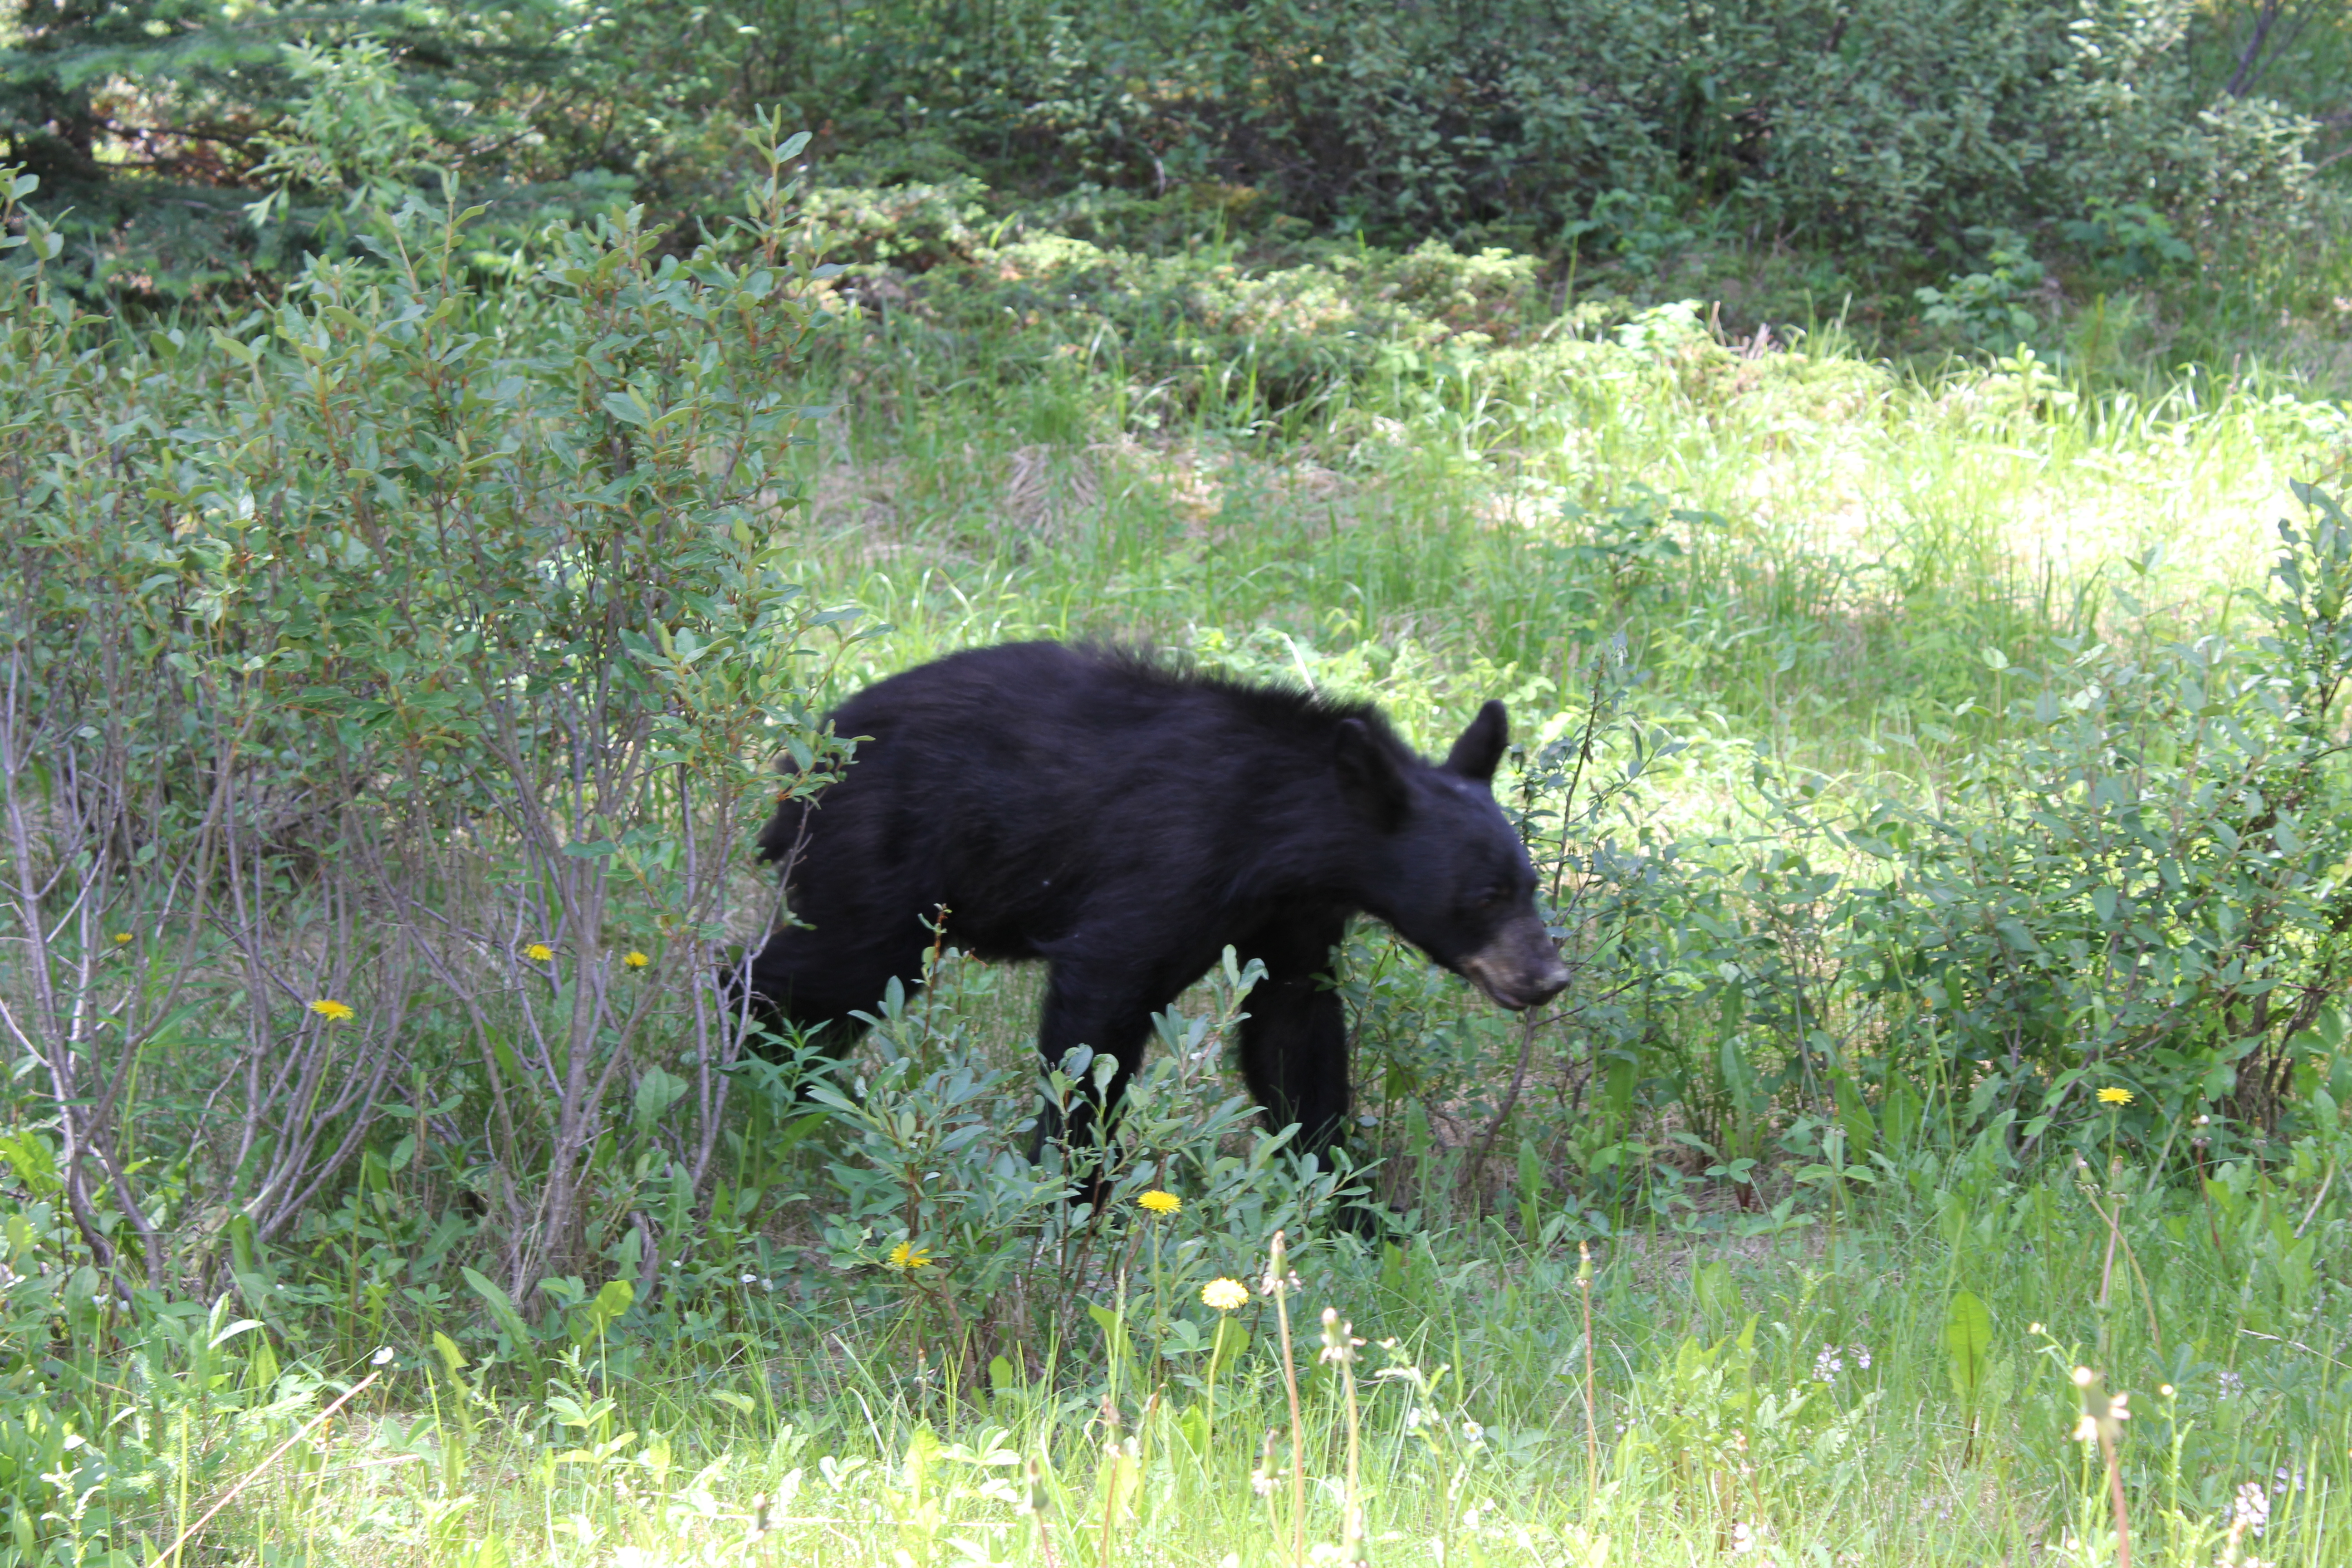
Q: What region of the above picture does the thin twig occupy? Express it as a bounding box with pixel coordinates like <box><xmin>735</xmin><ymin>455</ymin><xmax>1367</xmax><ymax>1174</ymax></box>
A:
<box><xmin>2080</xmin><ymin>1181</ymin><xmax>2162</xmax><ymax>1354</ymax></box>
<box><xmin>1462</xmin><ymin>1011</ymin><xmax>1543</xmax><ymax>1207</ymax></box>
<box><xmin>2292</xmin><ymin>1160</ymin><xmax>2335</xmax><ymax>1238</ymax></box>
<box><xmin>2101</xmin><ymin>1423</ymin><xmax>2133</xmax><ymax>1568</ymax></box>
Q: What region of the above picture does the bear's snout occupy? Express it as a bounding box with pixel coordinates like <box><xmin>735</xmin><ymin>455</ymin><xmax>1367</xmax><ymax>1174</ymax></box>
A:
<box><xmin>1457</xmin><ymin>917</ymin><xmax>1571</xmax><ymax>1011</ymax></box>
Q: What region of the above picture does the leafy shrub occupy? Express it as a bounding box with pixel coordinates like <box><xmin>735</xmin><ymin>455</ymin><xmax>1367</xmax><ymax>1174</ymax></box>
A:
<box><xmin>0</xmin><ymin>6</ymin><xmax>660</xmax><ymax>299</ymax></box>
<box><xmin>0</xmin><ymin>119</ymin><xmax>856</xmax><ymax>1312</ymax></box>
<box><xmin>1914</xmin><ymin>229</ymin><xmax>2049</xmax><ymax>351</ymax></box>
<box><xmin>2060</xmin><ymin>201</ymin><xmax>2199</xmax><ymax>284</ymax></box>
<box><xmin>1847</xmin><ymin>488</ymin><xmax>2352</xmax><ymax>1142</ymax></box>
<box><xmin>799</xmin><ymin>942</ymin><xmax>1367</xmax><ymax>1386</ymax></box>
<box><xmin>10</xmin><ymin>0</ymin><xmax>2328</xmax><ymax>306</ymax></box>
<box><xmin>809</xmin><ymin>225</ymin><xmax>1554</xmax><ymax>426</ymax></box>
<box><xmin>1642</xmin><ymin>487</ymin><xmax>2352</xmax><ymax>1164</ymax></box>
<box><xmin>758</xmin><ymin>0</ymin><xmax>2321</xmax><ymax>264</ymax></box>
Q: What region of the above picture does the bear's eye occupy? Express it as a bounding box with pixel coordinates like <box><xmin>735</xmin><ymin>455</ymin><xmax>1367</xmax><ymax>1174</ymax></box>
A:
<box><xmin>1475</xmin><ymin>886</ymin><xmax>1509</xmax><ymax>909</ymax></box>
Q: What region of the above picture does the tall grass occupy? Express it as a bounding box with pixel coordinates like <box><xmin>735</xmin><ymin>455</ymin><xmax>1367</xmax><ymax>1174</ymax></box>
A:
<box><xmin>71</xmin><ymin>1132</ymin><xmax>2348</xmax><ymax>1566</ymax></box>
<box><xmin>791</xmin><ymin>260</ymin><xmax>2348</xmax><ymax>799</ymax></box>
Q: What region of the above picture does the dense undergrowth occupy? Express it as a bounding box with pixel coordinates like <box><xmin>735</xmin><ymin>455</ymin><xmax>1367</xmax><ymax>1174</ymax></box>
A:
<box><xmin>7</xmin><ymin>0</ymin><xmax>2350</xmax><ymax>315</ymax></box>
<box><xmin>5</xmin><ymin>43</ymin><xmax>2352</xmax><ymax>1567</ymax></box>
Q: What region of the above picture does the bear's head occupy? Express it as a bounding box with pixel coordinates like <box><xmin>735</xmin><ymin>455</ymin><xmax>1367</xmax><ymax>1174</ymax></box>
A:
<box><xmin>1334</xmin><ymin>701</ymin><xmax>1571</xmax><ymax>1011</ymax></box>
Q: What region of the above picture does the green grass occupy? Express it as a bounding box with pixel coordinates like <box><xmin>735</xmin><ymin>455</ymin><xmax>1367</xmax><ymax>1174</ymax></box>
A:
<box><xmin>10</xmin><ymin>208</ymin><xmax>2352</xmax><ymax>1568</ymax></box>
<box><xmin>792</xmin><ymin>237</ymin><xmax>2349</xmax><ymax>803</ymax></box>
<box><xmin>84</xmin><ymin>1136</ymin><xmax>2349</xmax><ymax>1567</ymax></box>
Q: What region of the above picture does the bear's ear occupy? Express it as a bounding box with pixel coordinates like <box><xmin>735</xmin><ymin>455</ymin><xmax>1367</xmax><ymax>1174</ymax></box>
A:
<box><xmin>1334</xmin><ymin>718</ymin><xmax>1410</xmax><ymax>829</ymax></box>
<box><xmin>1443</xmin><ymin>700</ymin><xmax>1509</xmax><ymax>784</ymax></box>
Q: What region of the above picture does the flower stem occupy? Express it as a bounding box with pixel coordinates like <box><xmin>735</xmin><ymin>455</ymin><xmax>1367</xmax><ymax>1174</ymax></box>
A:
<box><xmin>1269</xmin><ymin>1230</ymin><xmax>1305</xmax><ymax>1567</ymax></box>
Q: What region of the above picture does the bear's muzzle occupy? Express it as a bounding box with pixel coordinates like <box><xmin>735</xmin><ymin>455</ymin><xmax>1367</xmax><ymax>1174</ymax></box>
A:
<box><xmin>1457</xmin><ymin>917</ymin><xmax>1571</xmax><ymax>1011</ymax></box>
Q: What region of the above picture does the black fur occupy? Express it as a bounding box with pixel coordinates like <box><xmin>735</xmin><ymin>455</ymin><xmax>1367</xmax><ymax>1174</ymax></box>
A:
<box><xmin>739</xmin><ymin>642</ymin><xmax>1568</xmax><ymax>1165</ymax></box>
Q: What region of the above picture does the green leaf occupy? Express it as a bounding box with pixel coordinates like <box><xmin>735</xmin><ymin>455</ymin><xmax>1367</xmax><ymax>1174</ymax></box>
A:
<box><xmin>1692</xmin><ymin>1260</ymin><xmax>1743</xmax><ymax>1325</ymax></box>
<box><xmin>575</xmin><ymin>1277</ymin><xmax>635</xmax><ymax>1341</ymax></box>
<box><xmin>461</xmin><ymin>1265</ymin><xmax>541</xmax><ymax>1374</ymax></box>
<box><xmin>633</xmin><ymin>1064</ymin><xmax>689</xmax><ymax>1129</ymax></box>
<box><xmin>1943</xmin><ymin>1290</ymin><xmax>1993</xmax><ymax>1404</ymax></box>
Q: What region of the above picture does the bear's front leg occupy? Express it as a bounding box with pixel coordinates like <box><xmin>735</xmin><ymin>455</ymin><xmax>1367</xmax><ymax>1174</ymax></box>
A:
<box><xmin>1233</xmin><ymin>911</ymin><xmax>1353</xmax><ymax>1162</ymax></box>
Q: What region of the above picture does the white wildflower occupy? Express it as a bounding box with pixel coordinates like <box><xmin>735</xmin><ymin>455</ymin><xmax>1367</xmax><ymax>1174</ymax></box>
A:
<box><xmin>2233</xmin><ymin>1480</ymin><xmax>2270</xmax><ymax>1538</ymax></box>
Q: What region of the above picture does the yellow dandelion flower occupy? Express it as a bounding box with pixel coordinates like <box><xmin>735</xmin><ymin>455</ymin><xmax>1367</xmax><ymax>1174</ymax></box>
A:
<box><xmin>309</xmin><ymin>999</ymin><xmax>355</xmax><ymax>1023</ymax></box>
<box><xmin>1138</xmin><ymin>1190</ymin><xmax>1181</xmax><ymax>1215</ymax></box>
<box><xmin>2097</xmin><ymin>1086</ymin><xmax>2132</xmax><ymax>1106</ymax></box>
<box><xmin>887</xmin><ymin>1241</ymin><xmax>933</xmax><ymax>1270</ymax></box>
<box><xmin>1202</xmin><ymin>1278</ymin><xmax>1250</xmax><ymax>1312</ymax></box>
<box><xmin>623</xmin><ymin>951</ymin><xmax>650</xmax><ymax>968</ymax></box>
<box><xmin>525</xmin><ymin>943</ymin><xmax>554</xmax><ymax>962</ymax></box>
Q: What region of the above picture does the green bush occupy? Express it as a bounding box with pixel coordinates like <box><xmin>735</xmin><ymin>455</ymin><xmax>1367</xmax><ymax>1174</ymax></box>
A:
<box><xmin>6</xmin><ymin>0</ymin><xmax>2329</xmax><ymax>307</ymax></box>
<box><xmin>0</xmin><ymin>3</ymin><xmax>660</xmax><ymax>299</ymax></box>
<box><xmin>1637</xmin><ymin>486</ymin><xmax>2352</xmax><ymax>1166</ymax></box>
<box><xmin>796</xmin><ymin>942</ymin><xmax>1367</xmax><ymax>1384</ymax></box>
<box><xmin>764</xmin><ymin>0</ymin><xmax>2322</xmax><ymax>262</ymax></box>
<box><xmin>0</xmin><ymin>118</ymin><xmax>858</xmax><ymax>1318</ymax></box>
<box><xmin>1851</xmin><ymin>488</ymin><xmax>2352</xmax><ymax>1142</ymax></box>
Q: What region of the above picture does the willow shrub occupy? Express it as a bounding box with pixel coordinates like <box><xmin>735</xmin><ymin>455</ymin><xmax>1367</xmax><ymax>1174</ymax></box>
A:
<box><xmin>0</xmin><ymin>119</ymin><xmax>867</xmax><ymax>1323</ymax></box>
<box><xmin>1639</xmin><ymin>486</ymin><xmax>2352</xmax><ymax>1173</ymax></box>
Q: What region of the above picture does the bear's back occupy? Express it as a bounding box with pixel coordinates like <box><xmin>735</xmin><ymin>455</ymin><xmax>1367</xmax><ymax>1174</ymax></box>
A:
<box><xmin>831</xmin><ymin>642</ymin><xmax>1393</xmax><ymax>760</ymax></box>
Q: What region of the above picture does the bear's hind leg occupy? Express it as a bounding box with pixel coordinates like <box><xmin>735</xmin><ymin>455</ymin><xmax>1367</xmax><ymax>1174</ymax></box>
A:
<box><xmin>1029</xmin><ymin>961</ymin><xmax>1178</xmax><ymax>1199</ymax></box>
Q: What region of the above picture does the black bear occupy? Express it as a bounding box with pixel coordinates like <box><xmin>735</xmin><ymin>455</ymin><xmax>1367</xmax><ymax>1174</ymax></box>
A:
<box><xmin>738</xmin><ymin>642</ymin><xmax>1568</xmax><ymax>1165</ymax></box>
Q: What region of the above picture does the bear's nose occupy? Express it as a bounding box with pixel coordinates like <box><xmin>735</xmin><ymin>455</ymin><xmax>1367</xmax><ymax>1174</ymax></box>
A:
<box><xmin>1519</xmin><ymin>953</ymin><xmax>1571</xmax><ymax>1008</ymax></box>
<box><xmin>1459</xmin><ymin>925</ymin><xmax>1570</xmax><ymax>1011</ymax></box>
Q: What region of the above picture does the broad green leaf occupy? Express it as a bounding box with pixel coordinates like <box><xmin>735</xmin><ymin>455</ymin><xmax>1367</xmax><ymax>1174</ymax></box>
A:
<box><xmin>1943</xmin><ymin>1290</ymin><xmax>1993</xmax><ymax>1403</ymax></box>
